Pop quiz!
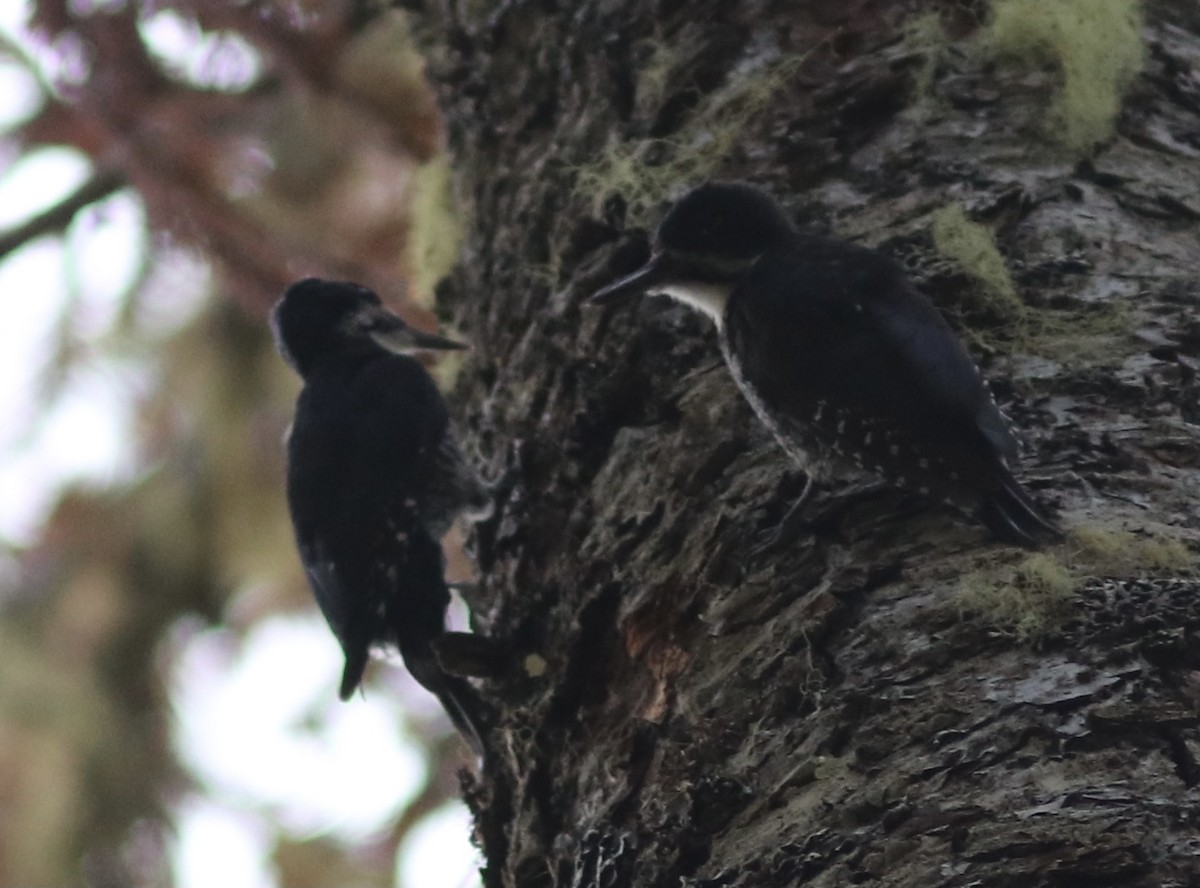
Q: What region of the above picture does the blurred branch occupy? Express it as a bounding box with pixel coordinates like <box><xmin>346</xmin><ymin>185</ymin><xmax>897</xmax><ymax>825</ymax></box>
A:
<box><xmin>0</xmin><ymin>29</ymin><xmax>55</xmax><ymax>99</ymax></box>
<box><xmin>0</xmin><ymin>169</ymin><xmax>125</xmax><ymax>260</ymax></box>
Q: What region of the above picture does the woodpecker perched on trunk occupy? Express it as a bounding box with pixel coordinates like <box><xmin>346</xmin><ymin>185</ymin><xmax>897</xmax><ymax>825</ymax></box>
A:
<box><xmin>272</xmin><ymin>278</ymin><xmax>492</xmax><ymax>754</ymax></box>
<box><xmin>590</xmin><ymin>182</ymin><xmax>1061</xmax><ymax>547</ymax></box>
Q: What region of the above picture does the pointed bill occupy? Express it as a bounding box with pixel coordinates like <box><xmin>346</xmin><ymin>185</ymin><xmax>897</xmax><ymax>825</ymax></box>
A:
<box><xmin>372</xmin><ymin>325</ymin><xmax>467</xmax><ymax>353</ymax></box>
<box><xmin>588</xmin><ymin>254</ymin><xmax>671</xmax><ymax>305</ymax></box>
<box><xmin>408</xmin><ymin>327</ymin><xmax>469</xmax><ymax>351</ymax></box>
<box><xmin>365</xmin><ymin>309</ymin><xmax>467</xmax><ymax>353</ymax></box>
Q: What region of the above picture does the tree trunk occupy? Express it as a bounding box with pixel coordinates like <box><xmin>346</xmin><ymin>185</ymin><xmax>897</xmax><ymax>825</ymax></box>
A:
<box><xmin>409</xmin><ymin>1</ymin><xmax>1200</xmax><ymax>885</ymax></box>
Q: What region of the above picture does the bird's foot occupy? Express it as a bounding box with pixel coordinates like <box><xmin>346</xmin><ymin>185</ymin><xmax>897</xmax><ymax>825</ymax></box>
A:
<box><xmin>433</xmin><ymin>631</ymin><xmax>510</xmax><ymax>679</ymax></box>
<box><xmin>752</xmin><ymin>511</ymin><xmax>809</xmax><ymax>556</ymax></box>
<box><xmin>752</xmin><ymin>478</ymin><xmax>895</xmax><ymax>555</ymax></box>
<box><xmin>752</xmin><ymin>475</ymin><xmax>815</xmax><ymax>556</ymax></box>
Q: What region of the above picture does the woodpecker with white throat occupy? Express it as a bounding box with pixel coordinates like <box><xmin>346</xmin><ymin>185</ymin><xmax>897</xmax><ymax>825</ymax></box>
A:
<box><xmin>272</xmin><ymin>278</ymin><xmax>492</xmax><ymax>753</ymax></box>
<box><xmin>589</xmin><ymin>182</ymin><xmax>1060</xmax><ymax>547</ymax></box>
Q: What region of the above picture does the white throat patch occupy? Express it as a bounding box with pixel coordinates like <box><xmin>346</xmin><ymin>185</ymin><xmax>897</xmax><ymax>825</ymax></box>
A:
<box><xmin>651</xmin><ymin>282</ymin><xmax>734</xmax><ymax>327</ymax></box>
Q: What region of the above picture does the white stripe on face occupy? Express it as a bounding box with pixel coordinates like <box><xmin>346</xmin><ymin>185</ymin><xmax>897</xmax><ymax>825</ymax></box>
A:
<box><xmin>651</xmin><ymin>282</ymin><xmax>734</xmax><ymax>326</ymax></box>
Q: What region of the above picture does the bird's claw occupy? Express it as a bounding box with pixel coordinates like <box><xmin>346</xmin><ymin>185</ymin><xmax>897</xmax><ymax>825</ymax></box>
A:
<box><xmin>751</xmin><ymin>501</ymin><xmax>815</xmax><ymax>556</ymax></box>
<box><xmin>433</xmin><ymin>631</ymin><xmax>509</xmax><ymax>678</ymax></box>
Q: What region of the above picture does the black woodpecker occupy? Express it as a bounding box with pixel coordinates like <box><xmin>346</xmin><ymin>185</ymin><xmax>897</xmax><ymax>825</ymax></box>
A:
<box><xmin>272</xmin><ymin>278</ymin><xmax>492</xmax><ymax>754</ymax></box>
<box><xmin>590</xmin><ymin>182</ymin><xmax>1061</xmax><ymax>547</ymax></box>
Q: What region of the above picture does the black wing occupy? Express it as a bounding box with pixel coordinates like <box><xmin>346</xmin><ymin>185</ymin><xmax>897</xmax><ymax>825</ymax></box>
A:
<box><xmin>421</xmin><ymin>431</ymin><xmax>490</xmax><ymax>540</ymax></box>
<box><xmin>729</xmin><ymin>239</ymin><xmax>1015</xmax><ymax>464</ymax></box>
<box><xmin>727</xmin><ymin>238</ymin><xmax>1058</xmax><ymax>544</ymax></box>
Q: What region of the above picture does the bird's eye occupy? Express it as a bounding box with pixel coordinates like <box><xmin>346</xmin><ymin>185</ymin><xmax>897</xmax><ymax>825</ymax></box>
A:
<box><xmin>345</xmin><ymin>312</ymin><xmax>376</xmax><ymax>333</ymax></box>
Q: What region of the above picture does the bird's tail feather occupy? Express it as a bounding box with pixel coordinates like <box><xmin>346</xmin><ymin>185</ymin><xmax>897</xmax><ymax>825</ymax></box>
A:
<box><xmin>338</xmin><ymin>648</ymin><xmax>370</xmax><ymax>701</ymax></box>
<box><xmin>432</xmin><ymin>673</ymin><xmax>491</xmax><ymax>758</ymax></box>
<box><xmin>977</xmin><ymin>476</ymin><xmax>1063</xmax><ymax>548</ymax></box>
<box><xmin>404</xmin><ymin>646</ymin><xmax>492</xmax><ymax>758</ymax></box>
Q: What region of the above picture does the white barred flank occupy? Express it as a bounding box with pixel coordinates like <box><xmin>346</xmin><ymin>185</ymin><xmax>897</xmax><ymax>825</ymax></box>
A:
<box><xmin>720</xmin><ymin>334</ymin><xmax>830</xmax><ymax>480</ymax></box>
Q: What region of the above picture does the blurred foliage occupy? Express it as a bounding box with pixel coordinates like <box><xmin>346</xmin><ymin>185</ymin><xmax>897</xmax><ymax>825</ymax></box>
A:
<box><xmin>0</xmin><ymin>1</ymin><xmax>471</xmax><ymax>885</ymax></box>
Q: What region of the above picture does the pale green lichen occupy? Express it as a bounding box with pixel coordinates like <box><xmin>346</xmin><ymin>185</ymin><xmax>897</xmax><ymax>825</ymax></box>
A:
<box><xmin>636</xmin><ymin>39</ymin><xmax>685</xmax><ymax>114</ymax></box>
<box><xmin>958</xmin><ymin>552</ymin><xmax>1075</xmax><ymax>640</ymax></box>
<box><xmin>986</xmin><ymin>0</ymin><xmax>1145</xmax><ymax>151</ymax></box>
<box><xmin>931</xmin><ymin>203</ymin><xmax>1024</xmax><ymax>320</ymax></box>
<box><xmin>930</xmin><ymin>202</ymin><xmax>1134</xmax><ymax>360</ymax></box>
<box><xmin>406</xmin><ymin>155</ymin><xmax>461</xmax><ymax>306</ymax></box>
<box><xmin>957</xmin><ymin>526</ymin><xmax>1197</xmax><ymax>640</ymax></box>
<box><xmin>573</xmin><ymin>48</ymin><xmax>811</xmax><ymax>222</ymax></box>
<box><xmin>905</xmin><ymin>10</ymin><xmax>948</xmax><ymax>102</ymax></box>
<box><xmin>1068</xmin><ymin>526</ymin><xmax>1197</xmax><ymax>576</ymax></box>
<box><xmin>428</xmin><ymin>346</ymin><xmax>467</xmax><ymax>392</ymax></box>
<box><xmin>1017</xmin><ymin>299</ymin><xmax>1132</xmax><ymax>363</ymax></box>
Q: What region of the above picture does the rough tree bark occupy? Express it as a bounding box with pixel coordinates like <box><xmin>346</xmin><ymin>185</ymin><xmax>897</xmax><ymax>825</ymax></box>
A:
<box><xmin>408</xmin><ymin>1</ymin><xmax>1200</xmax><ymax>885</ymax></box>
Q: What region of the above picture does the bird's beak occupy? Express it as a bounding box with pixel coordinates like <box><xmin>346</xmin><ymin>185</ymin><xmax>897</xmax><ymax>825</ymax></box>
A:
<box><xmin>367</xmin><ymin>310</ymin><xmax>467</xmax><ymax>353</ymax></box>
<box><xmin>404</xmin><ymin>327</ymin><xmax>469</xmax><ymax>351</ymax></box>
<box><xmin>588</xmin><ymin>253</ymin><xmax>673</xmax><ymax>305</ymax></box>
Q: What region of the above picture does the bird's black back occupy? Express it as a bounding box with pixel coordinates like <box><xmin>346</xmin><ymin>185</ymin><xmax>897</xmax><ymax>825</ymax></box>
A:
<box><xmin>286</xmin><ymin>349</ymin><xmax>453</xmax><ymax>694</ymax></box>
<box><xmin>724</xmin><ymin>234</ymin><xmax>1019</xmax><ymax>502</ymax></box>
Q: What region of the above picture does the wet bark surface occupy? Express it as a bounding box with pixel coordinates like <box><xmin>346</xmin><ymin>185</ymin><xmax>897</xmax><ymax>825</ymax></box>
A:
<box><xmin>406</xmin><ymin>1</ymin><xmax>1200</xmax><ymax>885</ymax></box>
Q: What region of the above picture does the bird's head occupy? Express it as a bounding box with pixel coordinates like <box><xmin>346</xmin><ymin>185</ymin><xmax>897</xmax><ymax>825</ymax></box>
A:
<box><xmin>589</xmin><ymin>182</ymin><xmax>795</xmax><ymax>323</ymax></box>
<box><xmin>271</xmin><ymin>278</ymin><xmax>465</xmax><ymax>376</ymax></box>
